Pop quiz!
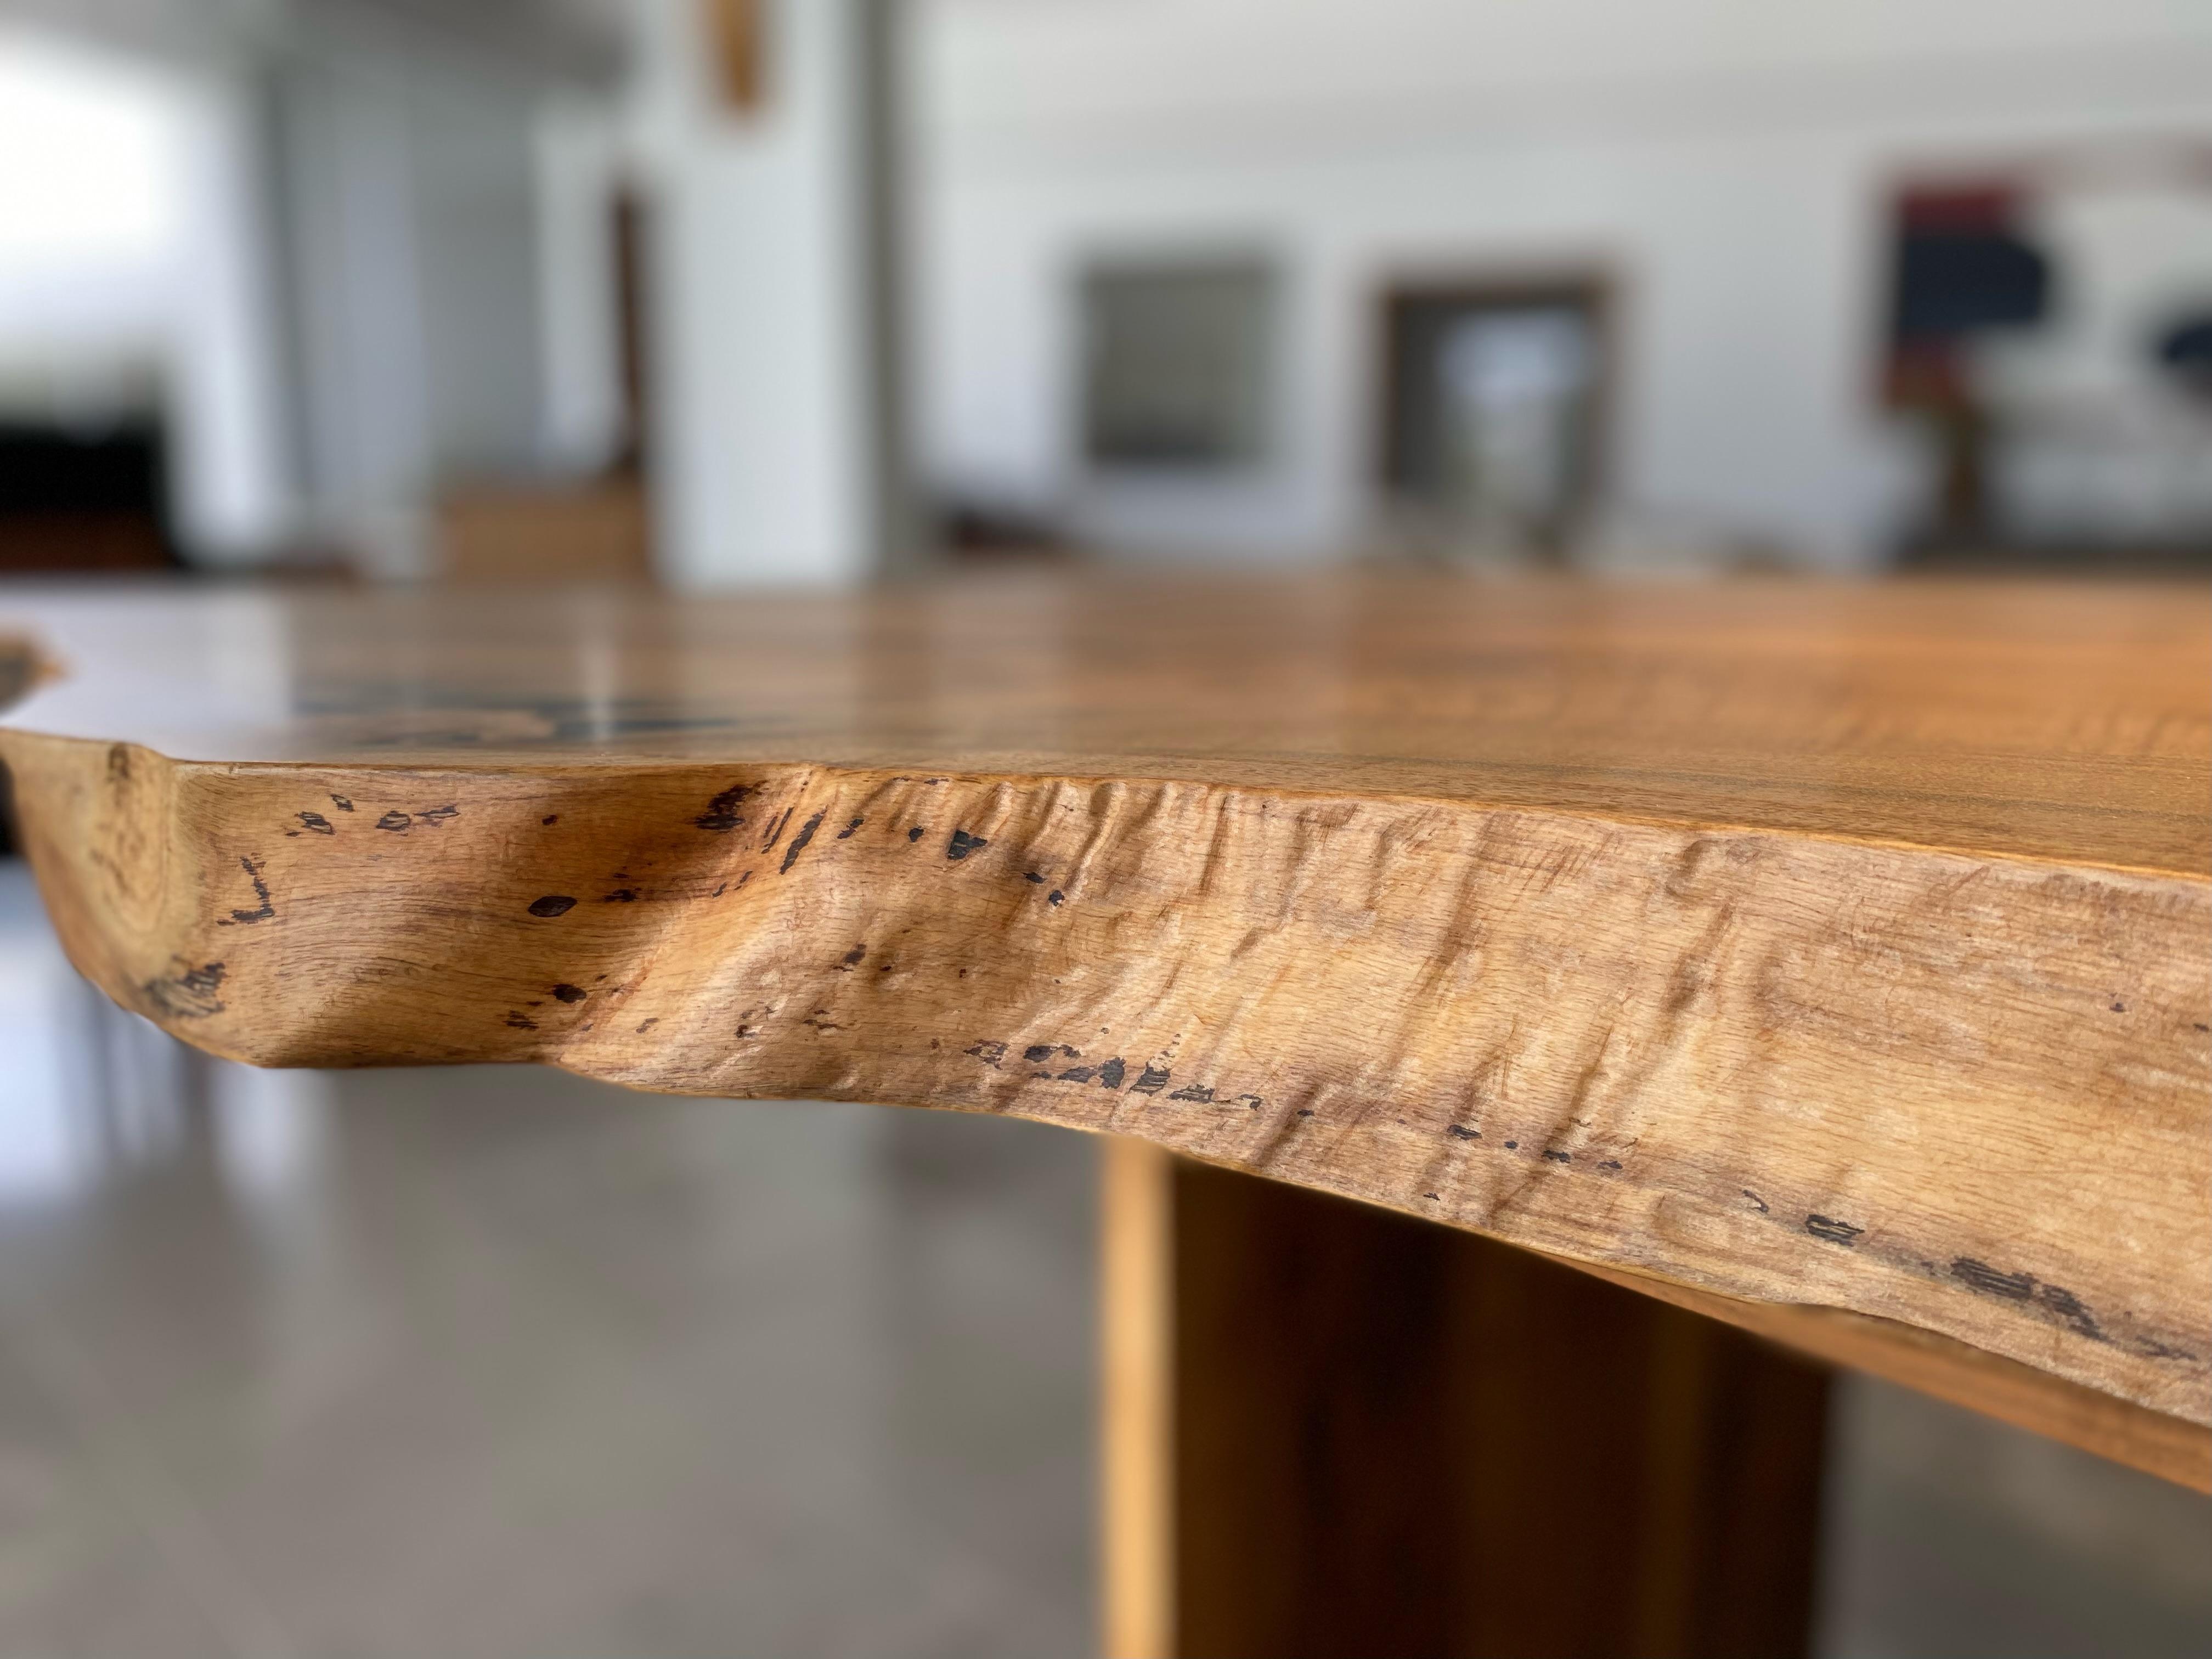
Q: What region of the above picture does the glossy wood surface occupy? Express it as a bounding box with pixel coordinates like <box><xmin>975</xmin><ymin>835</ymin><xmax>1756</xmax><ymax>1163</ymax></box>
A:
<box><xmin>2</xmin><ymin>573</ymin><xmax>2206</xmax><ymax>1485</ymax></box>
<box><xmin>0</xmin><ymin>576</ymin><xmax>2204</xmax><ymax>868</ymax></box>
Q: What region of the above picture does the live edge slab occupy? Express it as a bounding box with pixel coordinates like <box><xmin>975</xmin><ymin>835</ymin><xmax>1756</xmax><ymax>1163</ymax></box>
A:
<box><xmin>1</xmin><ymin>573</ymin><xmax>2205</xmax><ymax>1487</ymax></box>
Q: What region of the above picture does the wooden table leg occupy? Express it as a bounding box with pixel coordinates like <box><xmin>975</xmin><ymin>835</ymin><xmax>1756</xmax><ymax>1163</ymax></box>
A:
<box><xmin>1102</xmin><ymin>1137</ymin><xmax>1177</xmax><ymax>1659</ymax></box>
<box><xmin>1101</xmin><ymin>1139</ymin><xmax>1831</xmax><ymax>1659</ymax></box>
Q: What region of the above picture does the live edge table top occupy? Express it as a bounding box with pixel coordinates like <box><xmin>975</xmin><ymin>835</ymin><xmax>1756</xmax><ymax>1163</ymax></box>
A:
<box><xmin>1</xmin><ymin>573</ymin><xmax>2207</xmax><ymax>1484</ymax></box>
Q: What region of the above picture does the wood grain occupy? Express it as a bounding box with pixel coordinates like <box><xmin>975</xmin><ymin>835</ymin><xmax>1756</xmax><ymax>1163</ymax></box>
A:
<box><xmin>1</xmin><ymin>574</ymin><xmax>2205</xmax><ymax>1477</ymax></box>
<box><xmin>1563</xmin><ymin>1257</ymin><xmax>2211</xmax><ymax>1489</ymax></box>
<box><xmin>1101</xmin><ymin>1138</ymin><xmax>1175</xmax><ymax>1659</ymax></box>
<box><xmin>1155</xmin><ymin>1152</ymin><xmax>1829</xmax><ymax>1659</ymax></box>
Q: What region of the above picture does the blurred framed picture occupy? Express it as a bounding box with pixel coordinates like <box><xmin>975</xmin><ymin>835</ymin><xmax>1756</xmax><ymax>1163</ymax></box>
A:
<box><xmin>1081</xmin><ymin>257</ymin><xmax>1276</xmax><ymax>470</ymax></box>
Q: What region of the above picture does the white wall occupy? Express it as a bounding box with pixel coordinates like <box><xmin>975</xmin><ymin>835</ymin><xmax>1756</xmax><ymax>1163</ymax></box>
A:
<box><xmin>0</xmin><ymin>27</ymin><xmax>180</xmax><ymax>396</ymax></box>
<box><xmin>166</xmin><ymin>68</ymin><xmax>294</xmax><ymax>562</ymax></box>
<box><xmin>624</xmin><ymin>0</ymin><xmax>880</xmax><ymax>590</ymax></box>
<box><xmin>0</xmin><ymin>9</ymin><xmax>565</xmax><ymax>574</ymax></box>
<box><xmin>535</xmin><ymin>93</ymin><xmax>628</xmax><ymax>476</ymax></box>
<box><xmin>913</xmin><ymin>0</ymin><xmax>2212</xmax><ymax>568</ymax></box>
<box><xmin>0</xmin><ymin>22</ymin><xmax>292</xmax><ymax>562</ymax></box>
<box><xmin>269</xmin><ymin>8</ymin><xmax>556</xmax><ymax>578</ymax></box>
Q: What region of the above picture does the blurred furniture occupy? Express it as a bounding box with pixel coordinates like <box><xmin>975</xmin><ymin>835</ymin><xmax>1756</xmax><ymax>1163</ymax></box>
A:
<box><xmin>0</xmin><ymin>419</ymin><xmax>175</xmax><ymax>574</ymax></box>
<box><xmin>438</xmin><ymin>476</ymin><xmax>654</xmax><ymax>584</ymax></box>
<box><xmin>2</xmin><ymin>573</ymin><xmax>2205</xmax><ymax>1656</ymax></box>
<box><xmin>1882</xmin><ymin>183</ymin><xmax>2052</xmax><ymax>550</ymax></box>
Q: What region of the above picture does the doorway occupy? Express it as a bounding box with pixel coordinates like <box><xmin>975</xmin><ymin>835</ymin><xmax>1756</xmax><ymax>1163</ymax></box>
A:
<box><xmin>1378</xmin><ymin>275</ymin><xmax>1613</xmax><ymax>563</ymax></box>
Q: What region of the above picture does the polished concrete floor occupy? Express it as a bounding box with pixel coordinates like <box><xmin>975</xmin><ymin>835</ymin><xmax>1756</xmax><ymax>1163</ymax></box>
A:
<box><xmin>0</xmin><ymin>870</ymin><xmax>1095</xmax><ymax>1657</ymax></box>
<box><xmin>0</xmin><ymin>861</ymin><xmax>2205</xmax><ymax>1657</ymax></box>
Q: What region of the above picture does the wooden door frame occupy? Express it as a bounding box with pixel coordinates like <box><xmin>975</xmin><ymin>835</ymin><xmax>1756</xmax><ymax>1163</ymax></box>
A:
<box><xmin>1370</xmin><ymin>266</ymin><xmax>1624</xmax><ymax>534</ymax></box>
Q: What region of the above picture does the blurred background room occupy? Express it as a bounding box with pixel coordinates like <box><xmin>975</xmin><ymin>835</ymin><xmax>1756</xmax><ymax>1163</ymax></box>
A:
<box><xmin>0</xmin><ymin>1</ymin><xmax>2207</xmax><ymax>1654</ymax></box>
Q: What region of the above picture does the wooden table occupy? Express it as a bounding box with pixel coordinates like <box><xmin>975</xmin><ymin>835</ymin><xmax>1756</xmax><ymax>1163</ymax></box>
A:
<box><xmin>3</xmin><ymin>574</ymin><xmax>2205</xmax><ymax>1656</ymax></box>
